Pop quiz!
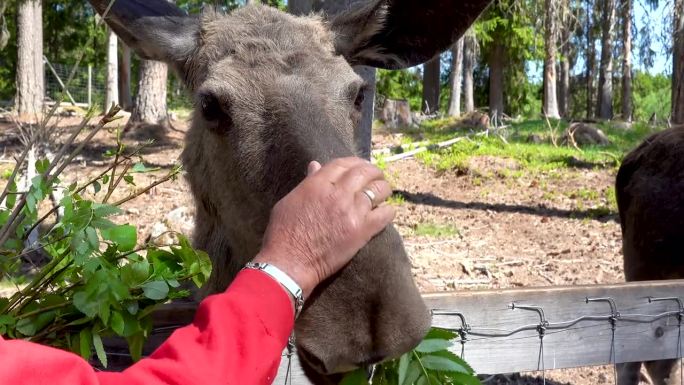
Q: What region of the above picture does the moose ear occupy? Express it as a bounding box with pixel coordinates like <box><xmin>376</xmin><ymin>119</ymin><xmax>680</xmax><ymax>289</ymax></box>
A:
<box><xmin>331</xmin><ymin>0</ymin><xmax>491</xmax><ymax>70</ymax></box>
<box><xmin>88</xmin><ymin>0</ymin><xmax>198</xmax><ymax>67</ymax></box>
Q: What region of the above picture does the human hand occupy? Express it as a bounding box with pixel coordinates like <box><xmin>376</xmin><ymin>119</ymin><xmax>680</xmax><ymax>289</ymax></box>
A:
<box><xmin>254</xmin><ymin>157</ymin><xmax>395</xmax><ymax>298</ymax></box>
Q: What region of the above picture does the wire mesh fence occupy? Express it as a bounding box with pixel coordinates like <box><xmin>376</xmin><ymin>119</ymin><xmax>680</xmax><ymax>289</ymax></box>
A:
<box><xmin>44</xmin><ymin>57</ymin><xmax>106</xmax><ymax>108</ymax></box>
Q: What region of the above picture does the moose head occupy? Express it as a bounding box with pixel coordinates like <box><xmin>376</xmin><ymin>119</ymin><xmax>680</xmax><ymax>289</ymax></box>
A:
<box><xmin>87</xmin><ymin>0</ymin><xmax>490</xmax><ymax>383</ymax></box>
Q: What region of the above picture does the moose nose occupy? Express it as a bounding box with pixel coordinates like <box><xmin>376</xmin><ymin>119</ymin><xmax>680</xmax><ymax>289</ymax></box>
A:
<box><xmin>298</xmin><ymin>344</ymin><xmax>389</xmax><ymax>375</ymax></box>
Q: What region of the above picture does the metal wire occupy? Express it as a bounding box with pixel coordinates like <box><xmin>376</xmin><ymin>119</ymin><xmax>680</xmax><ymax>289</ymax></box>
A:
<box><xmin>434</xmin><ymin>299</ymin><xmax>684</xmax><ymax>385</ymax></box>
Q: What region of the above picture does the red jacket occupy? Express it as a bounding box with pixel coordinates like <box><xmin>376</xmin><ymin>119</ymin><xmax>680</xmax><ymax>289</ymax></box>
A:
<box><xmin>0</xmin><ymin>269</ymin><xmax>294</xmax><ymax>385</ymax></box>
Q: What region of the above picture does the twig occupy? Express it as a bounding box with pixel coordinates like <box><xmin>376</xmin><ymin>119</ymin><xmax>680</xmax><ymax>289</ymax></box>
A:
<box><xmin>112</xmin><ymin>167</ymin><xmax>182</xmax><ymax>207</ymax></box>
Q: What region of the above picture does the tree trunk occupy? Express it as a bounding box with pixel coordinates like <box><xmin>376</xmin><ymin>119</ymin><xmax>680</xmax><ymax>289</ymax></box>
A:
<box><xmin>464</xmin><ymin>30</ymin><xmax>477</xmax><ymax>113</ymax></box>
<box><xmin>105</xmin><ymin>28</ymin><xmax>119</xmax><ymax>111</ymax></box>
<box><xmin>672</xmin><ymin>0</ymin><xmax>684</xmax><ymax>124</ymax></box>
<box><xmin>422</xmin><ymin>56</ymin><xmax>441</xmax><ymax>114</ymax></box>
<box><xmin>290</xmin><ymin>0</ymin><xmax>375</xmax><ymax>159</ymax></box>
<box><xmin>558</xmin><ymin>0</ymin><xmax>571</xmax><ymax>118</ymax></box>
<box><xmin>119</xmin><ymin>43</ymin><xmax>133</xmax><ymax>111</ymax></box>
<box><xmin>585</xmin><ymin>2</ymin><xmax>596</xmax><ymax>119</ymax></box>
<box><xmin>129</xmin><ymin>60</ymin><xmax>169</xmax><ymax>127</ymax></box>
<box><xmin>16</xmin><ymin>0</ymin><xmax>43</xmax><ymax>120</ymax></box>
<box><xmin>0</xmin><ymin>0</ymin><xmax>9</xmax><ymax>51</ymax></box>
<box><xmin>448</xmin><ymin>38</ymin><xmax>464</xmax><ymax>117</ymax></box>
<box><xmin>488</xmin><ymin>41</ymin><xmax>505</xmax><ymax>121</ymax></box>
<box><xmin>559</xmin><ymin>53</ymin><xmax>570</xmax><ymax>118</ymax></box>
<box><xmin>621</xmin><ymin>0</ymin><xmax>633</xmax><ymax>122</ymax></box>
<box><xmin>597</xmin><ymin>0</ymin><xmax>616</xmax><ymax>120</ymax></box>
<box><xmin>543</xmin><ymin>0</ymin><xmax>561</xmax><ymax>119</ymax></box>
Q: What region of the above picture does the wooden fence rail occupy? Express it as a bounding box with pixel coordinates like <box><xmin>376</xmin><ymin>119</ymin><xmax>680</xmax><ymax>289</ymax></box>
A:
<box><xmin>103</xmin><ymin>280</ymin><xmax>684</xmax><ymax>384</ymax></box>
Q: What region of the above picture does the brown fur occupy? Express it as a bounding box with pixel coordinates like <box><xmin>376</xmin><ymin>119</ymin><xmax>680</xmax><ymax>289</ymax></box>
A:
<box><xmin>87</xmin><ymin>0</ymin><xmax>493</xmax><ymax>382</ymax></box>
<box><xmin>615</xmin><ymin>127</ymin><xmax>684</xmax><ymax>385</ymax></box>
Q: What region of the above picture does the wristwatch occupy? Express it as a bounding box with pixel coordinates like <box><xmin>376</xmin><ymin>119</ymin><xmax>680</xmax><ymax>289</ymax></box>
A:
<box><xmin>244</xmin><ymin>262</ymin><xmax>305</xmax><ymax>319</ymax></box>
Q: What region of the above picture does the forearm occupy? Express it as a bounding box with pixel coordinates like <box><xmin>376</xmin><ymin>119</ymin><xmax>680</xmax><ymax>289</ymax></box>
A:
<box><xmin>0</xmin><ymin>270</ymin><xmax>294</xmax><ymax>385</ymax></box>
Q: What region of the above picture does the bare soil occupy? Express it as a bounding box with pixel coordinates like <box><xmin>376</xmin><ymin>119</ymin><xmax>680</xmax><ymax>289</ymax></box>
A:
<box><xmin>0</xmin><ymin>117</ymin><xmax>653</xmax><ymax>384</ymax></box>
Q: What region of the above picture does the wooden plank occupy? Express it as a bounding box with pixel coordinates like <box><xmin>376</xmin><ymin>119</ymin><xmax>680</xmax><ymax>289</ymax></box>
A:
<box><xmin>273</xmin><ymin>280</ymin><xmax>684</xmax><ymax>383</ymax></box>
<box><xmin>425</xmin><ymin>280</ymin><xmax>684</xmax><ymax>374</ymax></box>
<box><xmin>103</xmin><ymin>281</ymin><xmax>684</xmax><ymax>383</ymax></box>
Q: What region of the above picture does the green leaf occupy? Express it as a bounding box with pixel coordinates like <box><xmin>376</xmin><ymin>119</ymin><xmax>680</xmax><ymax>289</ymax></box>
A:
<box><xmin>93</xmin><ymin>203</ymin><xmax>121</xmax><ymax>218</ymax></box>
<box><xmin>85</xmin><ymin>226</ymin><xmax>99</xmax><ymax>249</ymax></box>
<box><xmin>0</xmin><ymin>315</ymin><xmax>15</xmax><ymax>326</ymax></box>
<box><xmin>93</xmin><ymin>331</ymin><xmax>108</xmax><ymax>368</ymax></box>
<box><xmin>15</xmin><ymin>318</ymin><xmax>37</xmax><ymax>336</ymax></box>
<box><xmin>127</xmin><ymin>332</ymin><xmax>145</xmax><ymax>362</ymax></box>
<box><xmin>419</xmin><ymin>355</ymin><xmax>469</xmax><ymax>374</ymax></box>
<box><xmin>430</xmin><ymin>350</ymin><xmax>474</xmax><ymax>374</ymax></box>
<box><xmin>425</xmin><ymin>327</ymin><xmax>458</xmax><ymax>341</ymax></box>
<box><xmin>79</xmin><ymin>328</ymin><xmax>92</xmax><ymax>361</ymax></box>
<box><xmin>131</xmin><ymin>163</ymin><xmax>158</xmax><ymax>173</ymax></box>
<box><xmin>101</xmin><ymin>225</ymin><xmax>137</xmax><ymax>252</ymax></box>
<box><xmin>121</xmin><ymin>261</ymin><xmax>150</xmax><ymax>287</ymax></box>
<box><xmin>110</xmin><ymin>311</ymin><xmax>125</xmax><ymax>336</ymax></box>
<box><xmin>403</xmin><ymin>361</ymin><xmax>422</xmax><ymax>385</ymax></box>
<box><xmin>26</xmin><ymin>193</ymin><xmax>37</xmax><ymax>213</ymax></box>
<box><xmin>125</xmin><ymin>301</ymin><xmax>139</xmax><ymax>315</ymax></box>
<box><xmin>415</xmin><ymin>339</ymin><xmax>452</xmax><ymax>354</ymax></box>
<box><xmin>35</xmin><ymin>159</ymin><xmax>50</xmax><ymax>174</ymax></box>
<box><xmin>74</xmin><ymin>290</ymin><xmax>100</xmax><ymax>318</ymax></box>
<box><xmin>102</xmin><ymin>174</ymin><xmax>110</xmax><ymax>185</ymax></box>
<box><xmin>92</xmin><ymin>181</ymin><xmax>101</xmax><ymax>194</ymax></box>
<box><xmin>446</xmin><ymin>373</ymin><xmax>482</xmax><ymax>385</ymax></box>
<box><xmin>123</xmin><ymin>175</ymin><xmax>135</xmax><ymax>185</ymax></box>
<box><xmin>142</xmin><ymin>281</ymin><xmax>169</xmax><ymax>300</ymax></box>
<box><xmin>340</xmin><ymin>369</ymin><xmax>369</xmax><ymax>385</ymax></box>
<box><xmin>398</xmin><ymin>353</ymin><xmax>411</xmax><ymax>385</ymax></box>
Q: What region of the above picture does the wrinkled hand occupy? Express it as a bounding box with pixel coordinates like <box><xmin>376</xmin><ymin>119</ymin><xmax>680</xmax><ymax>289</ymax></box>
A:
<box><xmin>254</xmin><ymin>157</ymin><xmax>395</xmax><ymax>298</ymax></box>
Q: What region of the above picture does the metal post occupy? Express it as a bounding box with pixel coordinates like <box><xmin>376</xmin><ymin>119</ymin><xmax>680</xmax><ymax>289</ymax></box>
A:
<box><xmin>87</xmin><ymin>65</ymin><xmax>93</xmax><ymax>108</ymax></box>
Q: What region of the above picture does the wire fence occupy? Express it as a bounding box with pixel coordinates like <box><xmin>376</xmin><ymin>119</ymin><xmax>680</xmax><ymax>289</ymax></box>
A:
<box><xmin>44</xmin><ymin>57</ymin><xmax>106</xmax><ymax>108</ymax></box>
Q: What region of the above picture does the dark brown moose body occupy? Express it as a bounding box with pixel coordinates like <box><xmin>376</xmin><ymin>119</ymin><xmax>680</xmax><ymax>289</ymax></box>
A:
<box><xmin>86</xmin><ymin>1</ymin><xmax>491</xmax><ymax>383</ymax></box>
<box><xmin>616</xmin><ymin>127</ymin><xmax>684</xmax><ymax>385</ymax></box>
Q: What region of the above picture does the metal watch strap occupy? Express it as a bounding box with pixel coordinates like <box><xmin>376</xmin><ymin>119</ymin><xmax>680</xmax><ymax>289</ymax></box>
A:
<box><xmin>244</xmin><ymin>262</ymin><xmax>305</xmax><ymax>318</ymax></box>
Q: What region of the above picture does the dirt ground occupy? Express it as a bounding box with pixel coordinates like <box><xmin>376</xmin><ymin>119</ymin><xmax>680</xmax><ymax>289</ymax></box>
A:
<box><xmin>0</xmin><ymin>116</ymin><xmax>660</xmax><ymax>384</ymax></box>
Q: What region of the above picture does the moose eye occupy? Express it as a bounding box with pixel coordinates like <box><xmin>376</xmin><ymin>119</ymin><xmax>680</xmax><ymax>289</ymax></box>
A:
<box><xmin>200</xmin><ymin>93</ymin><xmax>224</xmax><ymax>122</ymax></box>
<box><xmin>354</xmin><ymin>88</ymin><xmax>366</xmax><ymax>110</ymax></box>
<box><xmin>199</xmin><ymin>93</ymin><xmax>233</xmax><ymax>134</ymax></box>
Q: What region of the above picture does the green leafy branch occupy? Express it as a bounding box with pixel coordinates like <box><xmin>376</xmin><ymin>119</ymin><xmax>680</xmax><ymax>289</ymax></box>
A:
<box><xmin>0</xmin><ymin>106</ymin><xmax>207</xmax><ymax>368</ymax></box>
<box><xmin>341</xmin><ymin>328</ymin><xmax>480</xmax><ymax>385</ymax></box>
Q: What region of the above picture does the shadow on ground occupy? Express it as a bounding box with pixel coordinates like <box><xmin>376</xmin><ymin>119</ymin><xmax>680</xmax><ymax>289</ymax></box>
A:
<box><xmin>395</xmin><ymin>190</ymin><xmax>618</xmax><ymax>223</ymax></box>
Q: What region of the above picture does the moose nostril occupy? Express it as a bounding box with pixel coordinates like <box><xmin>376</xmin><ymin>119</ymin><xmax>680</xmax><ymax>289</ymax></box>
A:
<box><xmin>298</xmin><ymin>346</ymin><xmax>329</xmax><ymax>374</ymax></box>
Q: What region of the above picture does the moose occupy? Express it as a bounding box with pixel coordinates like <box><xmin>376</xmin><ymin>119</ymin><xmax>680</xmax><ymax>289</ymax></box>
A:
<box><xmin>616</xmin><ymin>127</ymin><xmax>684</xmax><ymax>385</ymax></box>
<box><xmin>87</xmin><ymin>0</ymin><xmax>491</xmax><ymax>383</ymax></box>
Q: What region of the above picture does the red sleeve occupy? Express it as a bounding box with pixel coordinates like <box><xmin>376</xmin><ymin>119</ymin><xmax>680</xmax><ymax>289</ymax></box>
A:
<box><xmin>0</xmin><ymin>269</ymin><xmax>294</xmax><ymax>385</ymax></box>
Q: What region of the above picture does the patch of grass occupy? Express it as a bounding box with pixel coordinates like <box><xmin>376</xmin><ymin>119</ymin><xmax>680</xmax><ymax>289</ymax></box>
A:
<box><xmin>0</xmin><ymin>168</ymin><xmax>12</xmax><ymax>180</ymax></box>
<box><xmin>568</xmin><ymin>188</ymin><xmax>600</xmax><ymax>202</ymax></box>
<box><xmin>414</xmin><ymin>223</ymin><xmax>460</xmax><ymax>238</ymax></box>
<box><xmin>604</xmin><ymin>186</ymin><xmax>618</xmax><ymax>211</ymax></box>
<box><xmin>411</xmin><ymin>119</ymin><xmax>662</xmax><ymax>174</ymax></box>
<box><xmin>387</xmin><ymin>193</ymin><xmax>406</xmax><ymax>206</ymax></box>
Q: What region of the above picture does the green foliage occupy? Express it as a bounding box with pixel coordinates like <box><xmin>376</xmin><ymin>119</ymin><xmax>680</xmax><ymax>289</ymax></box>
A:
<box><xmin>410</xmin><ymin>118</ymin><xmax>659</xmax><ymax>174</ymax></box>
<box><xmin>376</xmin><ymin>69</ymin><xmax>423</xmax><ymax>111</ymax></box>
<box><xmin>474</xmin><ymin>0</ymin><xmax>544</xmax><ymax>118</ymax></box>
<box><xmin>414</xmin><ymin>223</ymin><xmax>460</xmax><ymax>238</ymax></box>
<box><xmin>0</xmin><ymin>111</ymin><xmax>209</xmax><ymax>367</ymax></box>
<box><xmin>633</xmin><ymin>71</ymin><xmax>671</xmax><ymax>122</ymax></box>
<box><xmin>341</xmin><ymin>328</ymin><xmax>480</xmax><ymax>385</ymax></box>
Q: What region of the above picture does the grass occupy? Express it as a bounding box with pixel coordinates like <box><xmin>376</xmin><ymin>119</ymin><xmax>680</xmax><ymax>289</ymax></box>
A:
<box><xmin>388</xmin><ymin>118</ymin><xmax>662</xmax><ymax>175</ymax></box>
<box><xmin>387</xmin><ymin>193</ymin><xmax>406</xmax><ymax>206</ymax></box>
<box><xmin>414</xmin><ymin>223</ymin><xmax>460</xmax><ymax>238</ymax></box>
